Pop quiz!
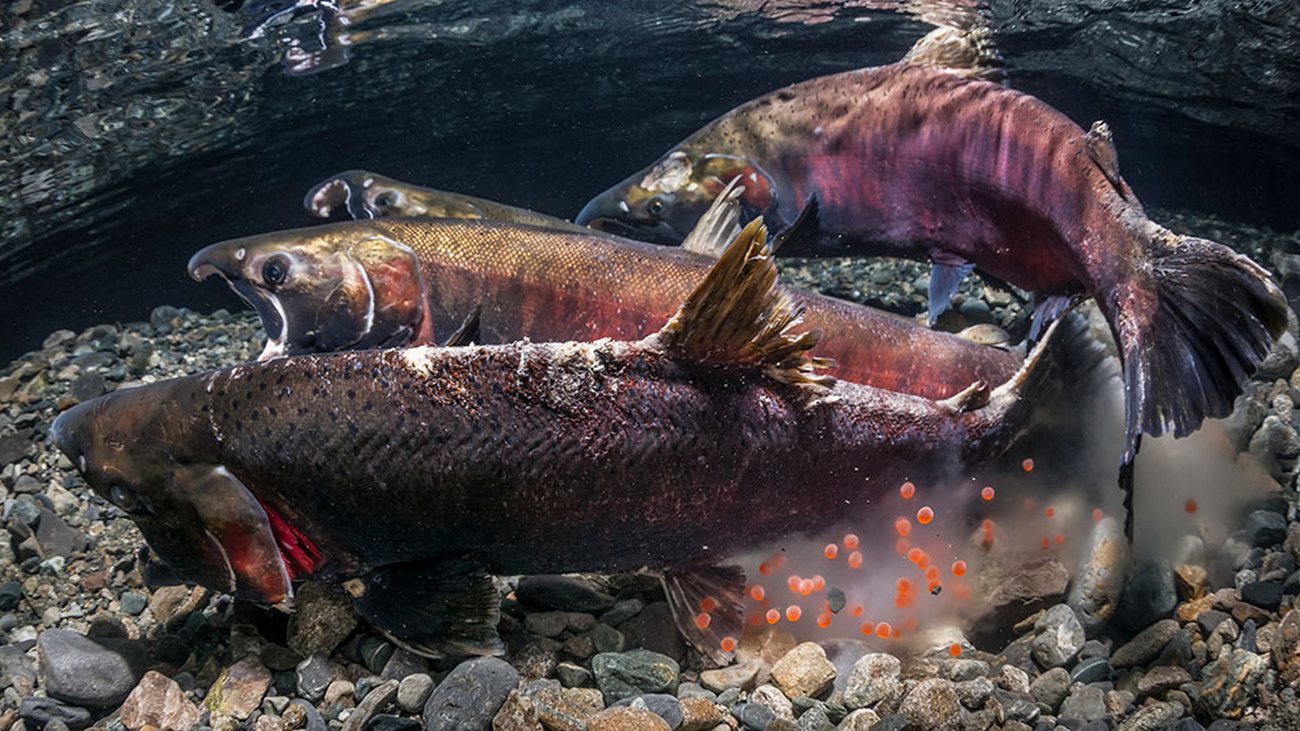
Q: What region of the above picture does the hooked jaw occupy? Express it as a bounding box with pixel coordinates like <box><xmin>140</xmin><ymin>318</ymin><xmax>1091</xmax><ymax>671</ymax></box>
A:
<box><xmin>51</xmin><ymin>389</ymin><xmax>298</xmax><ymax>605</ymax></box>
<box><xmin>188</xmin><ymin>240</ymin><xmax>291</xmax><ymax>361</ymax></box>
<box><xmin>577</xmin><ymin>187</ymin><xmax>687</xmax><ymax>245</ymax></box>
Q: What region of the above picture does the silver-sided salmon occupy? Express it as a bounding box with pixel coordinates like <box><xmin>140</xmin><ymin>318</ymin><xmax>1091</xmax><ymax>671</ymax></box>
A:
<box><xmin>575</xmin><ymin>26</ymin><xmax>1288</xmax><ymax>481</ymax></box>
<box><xmin>187</xmin><ymin>207</ymin><xmax>1027</xmax><ymax>403</ymax></box>
<box><xmin>55</xmin><ymin>221</ymin><xmax>1065</xmax><ymax>661</ymax></box>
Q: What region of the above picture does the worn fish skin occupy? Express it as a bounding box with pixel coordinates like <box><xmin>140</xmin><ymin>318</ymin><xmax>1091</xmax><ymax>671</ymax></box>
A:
<box><xmin>576</xmin><ymin>26</ymin><xmax>1289</xmax><ymax>480</ymax></box>
<box><xmin>56</xmin><ymin>221</ymin><xmax>1060</xmax><ymax>660</ymax></box>
<box><xmin>188</xmin><ymin>214</ymin><xmax>1024</xmax><ymax>402</ymax></box>
<box><xmin>305</xmin><ymin>170</ymin><xmax>594</xmax><ymax>234</ymax></box>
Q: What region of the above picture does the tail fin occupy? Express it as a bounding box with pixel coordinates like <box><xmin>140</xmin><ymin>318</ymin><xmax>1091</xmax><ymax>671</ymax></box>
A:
<box><xmin>1115</xmin><ymin>230</ymin><xmax>1288</xmax><ymax>467</ymax></box>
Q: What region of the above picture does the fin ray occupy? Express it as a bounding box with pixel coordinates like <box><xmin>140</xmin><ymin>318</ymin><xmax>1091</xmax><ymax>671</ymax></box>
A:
<box><xmin>662</xmin><ymin>565</ymin><xmax>746</xmax><ymax>667</ymax></box>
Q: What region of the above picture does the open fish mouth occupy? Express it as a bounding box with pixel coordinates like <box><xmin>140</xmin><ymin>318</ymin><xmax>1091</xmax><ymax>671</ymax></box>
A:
<box><xmin>226</xmin><ymin>277</ymin><xmax>290</xmax><ymax>361</ymax></box>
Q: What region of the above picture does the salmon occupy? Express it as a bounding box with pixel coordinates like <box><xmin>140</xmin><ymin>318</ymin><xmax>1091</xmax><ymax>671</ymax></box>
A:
<box><xmin>55</xmin><ymin>221</ymin><xmax>1063</xmax><ymax>661</ymax></box>
<box><xmin>574</xmin><ymin>26</ymin><xmax>1288</xmax><ymax>498</ymax></box>
<box><xmin>188</xmin><ymin>197</ymin><xmax>1025</xmax><ymax>402</ymax></box>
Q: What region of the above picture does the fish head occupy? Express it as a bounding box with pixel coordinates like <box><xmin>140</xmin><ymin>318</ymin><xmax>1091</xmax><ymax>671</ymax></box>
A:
<box><xmin>305</xmin><ymin>170</ymin><xmax>483</xmax><ymax>220</ymax></box>
<box><xmin>577</xmin><ymin>151</ymin><xmax>775</xmax><ymax>244</ymax></box>
<box><xmin>188</xmin><ymin>224</ymin><xmax>432</xmax><ymax>360</ymax></box>
<box><xmin>51</xmin><ymin>385</ymin><xmax>295</xmax><ymax>604</ymax></box>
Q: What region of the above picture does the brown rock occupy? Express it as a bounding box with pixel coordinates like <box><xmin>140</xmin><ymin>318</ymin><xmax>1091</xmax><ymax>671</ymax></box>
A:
<box><xmin>492</xmin><ymin>689</ymin><xmax>542</xmax><ymax>731</ymax></box>
<box><xmin>1136</xmin><ymin>665</ymin><xmax>1191</xmax><ymax>697</ymax></box>
<box><xmin>678</xmin><ymin>697</ymin><xmax>724</xmax><ymax>731</ymax></box>
<box><xmin>1230</xmin><ymin>600</ymin><xmax>1273</xmax><ymax>626</ymax></box>
<box><xmin>526</xmin><ymin>684</ymin><xmax>602</xmax><ymax>731</ymax></box>
<box><xmin>287</xmin><ymin>582</ymin><xmax>358</xmax><ymax>657</ymax></box>
<box><xmin>700</xmin><ymin>660</ymin><xmax>762</xmax><ymax>692</ymax></box>
<box><xmin>1176</xmin><ymin>595</ymin><xmax>1215</xmax><ymax>624</ymax></box>
<box><xmin>1197</xmin><ymin>648</ymin><xmax>1267</xmax><ymax>719</ymax></box>
<box><xmin>1174</xmin><ymin>564</ymin><xmax>1208</xmax><ymax>601</ymax></box>
<box><xmin>120</xmin><ymin>671</ymin><xmax>202</xmax><ymax>731</ymax></box>
<box><xmin>978</xmin><ymin>556</ymin><xmax>1070</xmax><ymax>631</ymax></box>
<box><xmin>205</xmin><ymin>656</ymin><xmax>273</xmax><ymax>720</ymax></box>
<box><xmin>1273</xmin><ymin>609</ymin><xmax>1300</xmax><ymax>684</ymax></box>
<box><xmin>148</xmin><ymin>585</ymin><xmax>206</xmax><ymax>627</ymax></box>
<box><xmin>738</xmin><ymin>625</ymin><xmax>797</xmax><ymax>668</ymax></box>
<box><xmin>586</xmin><ymin>706</ymin><xmax>672</xmax><ymax>731</ymax></box>
<box><xmin>1111</xmin><ymin>620</ymin><xmax>1179</xmax><ymax>668</ymax></box>
<box><xmin>770</xmin><ymin>642</ymin><xmax>836</xmax><ymax>699</ymax></box>
<box><xmin>897</xmin><ymin>678</ymin><xmax>961</xmax><ymax>731</ymax></box>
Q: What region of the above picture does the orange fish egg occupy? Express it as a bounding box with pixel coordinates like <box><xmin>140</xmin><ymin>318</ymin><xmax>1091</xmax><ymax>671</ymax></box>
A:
<box><xmin>899</xmin><ymin>481</ymin><xmax>916</xmax><ymax>499</ymax></box>
<box><xmin>1054</xmin><ymin>532</ymin><xmax>1065</xmax><ymax>545</ymax></box>
<box><xmin>1022</xmin><ymin>457</ymin><xmax>1035</xmax><ymax>472</ymax></box>
<box><xmin>859</xmin><ymin>622</ymin><xmax>874</xmax><ymax>635</ymax></box>
<box><xmin>925</xmin><ymin>566</ymin><xmax>941</xmax><ymax>581</ymax></box>
<box><xmin>700</xmin><ymin>596</ymin><xmax>718</xmax><ymax>613</ymax></box>
<box><xmin>851</xmin><ymin>604</ymin><xmax>864</xmax><ymax>617</ymax></box>
<box><xmin>895</xmin><ymin>517</ymin><xmax>912</xmax><ymax>537</ymax></box>
<box><xmin>1044</xmin><ymin>506</ymin><xmax>1055</xmax><ymax>518</ymax></box>
<box><xmin>1092</xmin><ymin>508</ymin><xmax>1104</xmax><ymax>522</ymax></box>
<box><xmin>694</xmin><ymin>613</ymin><xmax>711</xmax><ymax>630</ymax></box>
<box><xmin>720</xmin><ymin>636</ymin><xmax>737</xmax><ymax>652</ymax></box>
<box><xmin>951</xmin><ymin>560</ymin><xmax>968</xmax><ymax>577</ymax></box>
<box><xmin>799</xmin><ymin>579</ymin><xmax>814</xmax><ymax>596</ymax></box>
<box><xmin>1041</xmin><ymin>537</ymin><xmax>1051</xmax><ymax>550</ymax></box>
<box><xmin>907</xmin><ymin>547</ymin><xmax>924</xmax><ymax>564</ymax></box>
<box><xmin>759</xmin><ymin>562</ymin><xmax>772</xmax><ymax>576</ymax></box>
<box><xmin>824</xmin><ymin>543</ymin><xmax>839</xmax><ymax>559</ymax></box>
<box><xmin>843</xmin><ymin>533</ymin><xmax>860</xmax><ymax>549</ymax></box>
<box><xmin>896</xmin><ymin>578</ymin><xmax>912</xmax><ymax>593</ymax></box>
<box><xmin>817</xmin><ymin>613</ymin><xmax>832</xmax><ymax>628</ymax></box>
<box><xmin>748</xmin><ymin>614</ymin><xmax>762</xmax><ymax>627</ymax></box>
<box><xmin>766</xmin><ymin>609</ymin><xmax>780</xmax><ymax>624</ymax></box>
<box><xmin>848</xmin><ymin>551</ymin><xmax>864</xmax><ymax>569</ymax></box>
<box><xmin>875</xmin><ymin>622</ymin><xmax>892</xmax><ymax>638</ymax></box>
<box><xmin>895</xmin><ymin>538</ymin><xmax>910</xmax><ymax>555</ymax></box>
<box><xmin>980</xmin><ymin>486</ymin><xmax>995</xmax><ymax>501</ymax></box>
<box><xmin>1185</xmin><ymin>498</ymin><xmax>1198</xmax><ymax>514</ymax></box>
<box><xmin>895</xmin><ymin>593</ymin><xmax>914</xmax><ymax>608</ymax></box>
<box><xmin>917</xmin><ymin>506</ymin><xmax>934</xmax><ymax>525</ymax></box>
<box><xmin>750</xmin><ymin>585</ymin><xmax>766</xmax><ymax>602</ymax></box>
<box><xmin>786</xmin><ymin>605</ymin><xmax>802</xmax><ymax>621</ymax></box>
<box><xmin>788</xmin><ymin>575</ymin><xmax>801</xmax><ymax>591</ymax></box>
<box><xmin>812</xmin><ymin>575</ymin><xmax>826</xmax><ymax>591</ymax></box>
<box><xmin>948</xmin><ymin>643</ymin><xmax>962</xmax><ymax>657</ymax></box>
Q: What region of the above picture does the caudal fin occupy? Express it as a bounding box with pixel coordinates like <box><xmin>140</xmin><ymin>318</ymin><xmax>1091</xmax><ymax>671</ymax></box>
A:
<box><xmin>1116</xmin><ymin>230</ymin><xmax>1288</xmax><ymax>466</ymax></box>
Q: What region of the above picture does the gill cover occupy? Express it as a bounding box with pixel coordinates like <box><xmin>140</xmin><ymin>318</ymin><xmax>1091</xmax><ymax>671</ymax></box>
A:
<box><xmin>188</xmin><ymin>227</ymin><xmax>434</xmax><ymax>359</ymax></box>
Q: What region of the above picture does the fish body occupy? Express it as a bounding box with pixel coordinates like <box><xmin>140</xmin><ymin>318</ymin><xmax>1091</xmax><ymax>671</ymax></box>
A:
<box><xmin>190</xmin><ymin>216</ymin><xmax>1024</xmax><ymax>401</ymax></box>
<box><xmin>575</xmin><ymin>34</ymin><xmax>1287</xmax><ymax>481</ymax></box>
<box><xmin>58</xmin><ymin>223</ymin><xmax>1053</xmax><ymax>658</ymax></box>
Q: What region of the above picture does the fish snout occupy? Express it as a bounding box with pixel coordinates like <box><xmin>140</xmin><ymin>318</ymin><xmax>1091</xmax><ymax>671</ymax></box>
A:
<box><xmin>50</xmin><ymin>401</ymin><xmax>94</xmax><ymax>470</ymax></box>
<box><xmin>575</xmin><ymin>188</ymin><xmax>622</xmax><ymax>228</ymax></box>
<box><xmin>188</xmin><ymin>241</ymin><xmax>247</xmax><ymax>282</ymax></box>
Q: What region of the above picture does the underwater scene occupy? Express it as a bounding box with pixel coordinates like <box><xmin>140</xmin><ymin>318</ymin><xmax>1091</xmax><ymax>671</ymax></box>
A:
<box><xmin>3</xmin><ymin>1</ymin><xmax>1300</xmax><ymax>730</ymax></box>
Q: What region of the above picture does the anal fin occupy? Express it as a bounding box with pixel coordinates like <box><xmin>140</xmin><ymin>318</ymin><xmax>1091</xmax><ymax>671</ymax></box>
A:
<box><xmin>346</xmin><ymin>557</ymin><xmax>502</xmax><ymax>659</ymax></box>
<box><xmin>928</xmin><ymin>258</ymin><xmax>975</xmax><ymax>326</ymax></box>
<box><xmin>662</xmin><ymin>565</ymin><xmax>746</xmax><ymax>667</ymax></box>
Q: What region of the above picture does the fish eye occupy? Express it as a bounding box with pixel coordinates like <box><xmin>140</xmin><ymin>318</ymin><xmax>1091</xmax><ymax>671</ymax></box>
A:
<box><xmin>262</xmin><ymin>255</ymin><xmax>291</xmax><ymax>287</ymax></box>
<box><xmin>646</xmin><ymin>197</ymin><xmax>667</xmax><ymax>217</ymax></box>
<box><xmin>108</xmin><ymin>484</ymin><xmax>152</xmax><ymax>516</ymax></box>
<box><xmin>374</xmin><ymin>192</ymin><xmax>395</xmax><ymax>207</ymax></box>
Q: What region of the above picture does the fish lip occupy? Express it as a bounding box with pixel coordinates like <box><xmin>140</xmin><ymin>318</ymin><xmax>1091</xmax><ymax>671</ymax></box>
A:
<box><xmin>584</xmin><ymin>216</ymin><xmax>685</xmax><ymax>246</ymax></box>
<box><xmin>188</xmin><ymin>249</ymin><xmax>291</xmax><ymax>360</ymax></box>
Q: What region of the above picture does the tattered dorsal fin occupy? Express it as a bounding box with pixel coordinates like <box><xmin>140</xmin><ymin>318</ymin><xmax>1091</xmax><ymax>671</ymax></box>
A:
<box><xmin>653</xmin><ymin>219</ymin><xmax>834</xmax><ymax>386</ymax></box>
<box><xmin>1084</xmin><ymin>120</ymin><xmax>1132</xmax><ymax>200</ymax></box>
<box><xmin>903</xmin><ymin>25</ymin><xmax>1005</xmax><ymax>84</ymax></box>
<box><xmin>680</xmin><ymin>175</ymin><xmax>744</xmax><ymax>258</ymax></box>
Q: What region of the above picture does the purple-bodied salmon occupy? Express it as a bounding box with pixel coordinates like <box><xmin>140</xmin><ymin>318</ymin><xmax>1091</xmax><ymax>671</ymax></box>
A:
<box><xmin>575</xmin><ymin>26</ymin><xmax>1288</xmax><ymax>489</ymax></box>
<box><xmin>55</xmin><ymin>221</ymin><xmax>1066</xmax><ymax>660</ymax></box>
<box><xmin>188</xmin><ymin>187</ymin><xmax>1026</xmax><ymax>402</ymax></box>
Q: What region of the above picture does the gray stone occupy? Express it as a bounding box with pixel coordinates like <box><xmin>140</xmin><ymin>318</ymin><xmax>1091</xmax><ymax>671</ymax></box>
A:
<box><xmin>69</xmin><ymin>372</ymin><xmax>106</xmax><ymax>401</ymax></box>
<box><xmin>1245</xmin><ymin>510</ymin><xmax>1288</xmax><ymax>547</ymax></box>
<box><xmin>1029</xmin><ymin>667</ymin><xmax>1071</xmax><ymax>712</ymax></box>
<box><xmin>619</xmin><ymin>602</ymin><xmax>685</xmax><ymax>661</ymax></box>
<box><xmin>288</xmin><ymin>582</ymin><xmax>358</xmax><ymax>657</ymax></box>
<box><xmin>954</xmin><ymin>677</ymin><xmax>993</xmax><ymax>709</ymax></box>
<box><xmin>38</xmin><ymin>628</ymin><xmax>147</xmax><ymax>707</ymax></box>
<box><xmin>1111</xmin><ymin>619</ymin><xmax>1179</xmax><ymax>668</ymax></box>
<box><xmin>600</xmin><ymin>598</ymin><xmax>644</xmax><ymax>626</ymax></box>
<box><xmin>0</xmin><ymin>433</ymin><xmax>34</xmax><ymax>466</ymax></box>
<box><xmin>1196</xmin><ymin>648</ymin><xmax>1266</xmax><ymax>719</ymax></box>
<box><xmin>556</xmin><ymin>662</ymin><xmax>592</xmax><ymax>688</ymax></box>
<box><xmin>19</xmin><ymin>697</ymin><xmax>92</xmax><ymax>730</ymax></box>
<box><xmin>423</xmin><ymin>656</ymin><xmax>520</xmax><ymax>731</ymax></box>
<box><xmin>1032</xmin><ymin>604</ymin><xmax>1086</xmax><ymax>668</ymax></box>
<box><xmin>836</xmin><ymin>708</ymin><xmax>881</xmax><ymax>730</ymax></box>
<box><xmin>341</xmin><ymin>679</ymin><xmax>397</xmax><ymax>731</ymax></box>
<box><xmin>730</xmin><ymin>702</ymin><xmax>773</xmax><ymax>730</ymax></box>
<box><xmin>0</xmin><ymin>645</ymin><xmax>36</xmax><ymax>696</ymax></box>
<box><xmin>1068</xmin><ymin>516</ymin><xmax>1129</xmax><ymax>634</ymax></box>
<box><xmin>898</xmin><ymin>678</ymin><xmax>961</xmax><ymax>731</ymax></box>
<box><xmin>749</xmin><ymin>684</ymin><xmax>794</xmax><ymax>722</ymax></box>
<box><xmin>295</xmin><ymin>653</ymin><xmax>342</xmax><ymax>703</ymax></box>
<box><xmin>611</xmin><ymin>693</ymin><xmax>683</xmax><ymax>728</ymax></box>
<box><xmin>119</xmin><ymin>592</ymin><xmax>146</xmax><ymax>616</ymax></box>
<box><xmin>818</xmin><ymin>639</ymin><xmax>871</xmax><ymax>695</ymax></box>
<box><xmin>396</xmin><ymin>673</ymin><xmax>433</xmax><ymax>714</ymax></box>
<box><xmin>1058</xmin><ymin>684</ymin><xmax>1107</xmax><ymax>723</ymax></box>
<box><xmin>1070</xmin><ymin>657</ymin><xmax>1112</xmax><ymax>684</ymax></box>
<box><xmin>591</xmin><ymin>649</ymin><xmax>679</xmax><ymax>704</ymax></box>
<box><xmin>843</xmin><ymin>653</ymin><xmax>901</xmax><ymax>710</ymax></box>
<box><xmin>1115</xmin><ymin>560</ymin><xmax>1177</xmax><ymax>633</ymax></box>
<box><xmin>1137</xmin><ymin>665</ymin><xmax>1192</xmax><ymax>697</ymax></box>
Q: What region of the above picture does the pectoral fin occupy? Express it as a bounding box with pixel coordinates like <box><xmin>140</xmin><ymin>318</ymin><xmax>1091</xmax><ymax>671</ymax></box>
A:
<box><xmin>928</xmin><ymin>257</ymin><xmax>975</xmax><ymax>326</ymax></box>
<box><xmin>346</xmin><ymin>557</ymin><xmax>503</xmax><ymax>658</ymax></box>
<box><xmin>661</xmin><ymin>565</ymin><xmax>746</xmax><ymax>666</ymax></box>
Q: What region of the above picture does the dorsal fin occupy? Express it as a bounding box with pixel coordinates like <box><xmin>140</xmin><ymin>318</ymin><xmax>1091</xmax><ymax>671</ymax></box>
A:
<box><xmin>903</xmin><ymin>25</ymin><xmax>1005</xmax><ymax>84</ymax></box>
<box><xmin>680</xmin><ymin>175</ymin><xmax>744</xmax><ymax>258</ymax></box>
<box><xmin>653</xmin><ymin>219</ymin><xmax>834</xmax><ymax>386</ymax></box>
<box><xmin>1084</xmin><ymin>120</ymin><xmax>1133</xmax><ymax>201</ymax></box>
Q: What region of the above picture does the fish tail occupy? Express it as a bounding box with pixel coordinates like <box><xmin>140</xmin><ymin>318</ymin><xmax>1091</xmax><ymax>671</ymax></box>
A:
<box><xmin>1111</xmin><ymin>226</ymin><xmax>1287</xmax><ymax>466</ymax></box>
